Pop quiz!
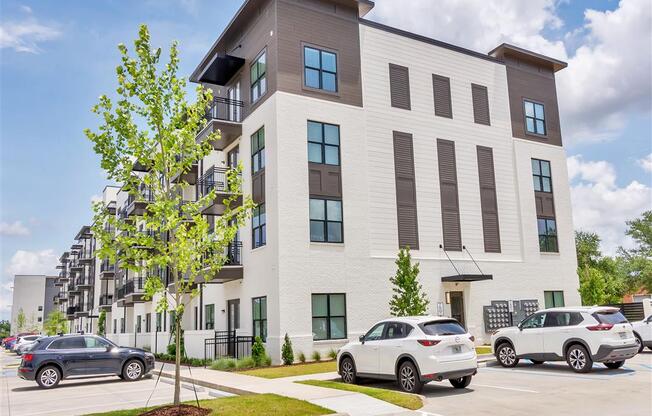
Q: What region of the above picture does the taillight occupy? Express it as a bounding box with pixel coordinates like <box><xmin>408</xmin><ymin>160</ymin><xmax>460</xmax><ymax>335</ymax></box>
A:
<box><xmin>587</xmin><ymin>323</ymin><xmax>613</xmax><ymax>331</ymax></box>
<box><xmin>417</xmin><ymin>340</ymin><xmax>440</xmax><ymax>346</ymax></box>
<box><xmin>22</xmin><ymin>353</ymin><xmax>33</xmax><ymax>362</ymax></box>
<box><xmin>469</xmin><ymin>335</ymin><xmax>475</xmax><ymax>342</ymax></box>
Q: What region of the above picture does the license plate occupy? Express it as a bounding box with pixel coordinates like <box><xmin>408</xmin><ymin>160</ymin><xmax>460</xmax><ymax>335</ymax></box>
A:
<box><xmin>452</xmin><ymin>345</ymin><xmax>462</xmax><ymax>354</ymax></box>
<box><xmin>619</xmin><ymin>332</ymin><xmax>627</xmax><ymax>339</ymax></box>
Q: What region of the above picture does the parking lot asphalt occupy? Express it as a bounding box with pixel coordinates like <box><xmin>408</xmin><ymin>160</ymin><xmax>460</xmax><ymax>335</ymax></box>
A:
<box><xmin>385</xmin><ymin>351</ymin><xmax>652</xmax><ymax>416</ymax></box>
<box><xmin>0</xmin><ymin>352</ymin><xmax>231</xmax><ymax>416</ymax></box>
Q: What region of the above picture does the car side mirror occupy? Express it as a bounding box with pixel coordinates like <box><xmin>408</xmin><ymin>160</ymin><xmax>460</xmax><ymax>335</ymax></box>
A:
<box><xmin>105</xmin><ymin>345</ymin><xmax>113</xmax><ymax>352</ymax></box>
<box><xmin>517</xmin><ymin>324</ymin><xmax>523</xmax><ymax>331</ymax></box>
<box><xmin>359</xmin><ymin>335</ymin><xmax>365</xmax><ymax>344</ymax></box>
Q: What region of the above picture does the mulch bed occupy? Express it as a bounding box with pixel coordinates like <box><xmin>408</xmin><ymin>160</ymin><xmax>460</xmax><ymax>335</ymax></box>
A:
<box><xmin>140</xmin><ymin>405</ymin><xmax>211</xmax><ymax>416</ymax></box>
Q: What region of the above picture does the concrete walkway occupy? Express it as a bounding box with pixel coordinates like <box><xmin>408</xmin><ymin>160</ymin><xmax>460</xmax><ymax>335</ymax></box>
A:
<box><xmin>156</xmin><ymin>364</ymin><xmax>415</xmax><ymax>416</ymax></box>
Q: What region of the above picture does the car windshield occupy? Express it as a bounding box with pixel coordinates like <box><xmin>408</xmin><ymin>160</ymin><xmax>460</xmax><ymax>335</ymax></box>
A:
<box><xmin>594</xmin><ymin>310</ymin><xmax>628</xmax><ymax>324</ymax></box>
<box><xmin>420</xmin><ymin>320</ymin><xmax>466</xmax><ymax>336</ymax></box>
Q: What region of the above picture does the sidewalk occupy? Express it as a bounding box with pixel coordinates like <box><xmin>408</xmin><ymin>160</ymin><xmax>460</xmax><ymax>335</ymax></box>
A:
<box><xmin>156</xmin><ymin>364</ymin><xmax>415</xmax><ymax>416</ymax></box>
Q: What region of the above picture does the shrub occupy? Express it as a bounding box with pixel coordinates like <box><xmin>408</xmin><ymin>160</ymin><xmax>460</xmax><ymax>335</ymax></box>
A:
<box><xmin>251</xmin><ymin>336</ymin><xmax>266</xmax><ymax>366</ymax></box>
<box><xmin>211</xmin><ymin>358</ymin><xmax>237</xmax><ymax>371</ymax></box>
<box><xmin>166</xmin><ymin>344</ymin><xmax>176</xmax><ymax>356</ymax></box>
<box><xmin>281</xmin><ymin>333</ymin><xmax>294</xmax><ymax>365</ymax></box>
<box><xmin>298</xmin><ymin>351</ymin><xmax>306</xmax><ymax>363</ymax></box>
<box><xmin>264</xmin><ymin>354</ymin><xmax>272</xmax><ymax>366</ymax></box>
<box><xmin>236</xmin><ymin>356</ymin><xmax>256</xmax><ymax>369</ymax></box>
<box><xmin>328</xmin><ymin>349</ymin><xmax>337</xmax><ymax>360</ymax></box>
<box><xmin>311</xmin><ymin>350</ymin><xmax>321</xmax><ymax>362</ymax></box>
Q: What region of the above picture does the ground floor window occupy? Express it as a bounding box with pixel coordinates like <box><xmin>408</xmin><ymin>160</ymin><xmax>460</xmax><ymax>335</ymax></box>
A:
<box><xmin>194</xmin><ymin>306</ymin><xmax>198</xmax><ymax>330</ymax></box>
<box><xmin>252</xmin><ymin>297</ymin><xmax>267</xmax><ymax>341</ymax></box>
<box><xmin>136</xmin><ymin>315</ymin><xmax>142</xmax><ymax>333</ymax></box>
<box><xmin>156</xmin><ymin>312</ymin><xmax>162</xmax><ymax>332</ymax></box>
<box><xmin>113</xmin><ymin>319</ymin><xmax>117</xmax><ymax>334</ymax></box>
<box><xmin>145</xmin><ymin>313</ymin><xmax>151</xmax><ymax>332</ymax></box>
<box><xmin>120</xmin><ymin>318</ymin><xmax>125</xmax><ymax>333</ymax></box>
<box><xmin>544</xmin><ymin>291</ymin><xmax>565</xmax><ymax>308</ymax></box>
<box><xmin>205</xmin><ymin>304</ymin><xmax>215</xmax><ymax>330</ymax></box>
<box><xmin>312</xmin><ymin>293</ymin><xmax>346</xmax><ymax>340</ymax></box>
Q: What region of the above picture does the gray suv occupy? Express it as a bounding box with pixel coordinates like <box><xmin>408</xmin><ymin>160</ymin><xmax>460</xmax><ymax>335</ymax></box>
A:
<box><xmin>18</xmin><ymin>334</ymin><xmax>155</xmax><ymax>388</ymax></box>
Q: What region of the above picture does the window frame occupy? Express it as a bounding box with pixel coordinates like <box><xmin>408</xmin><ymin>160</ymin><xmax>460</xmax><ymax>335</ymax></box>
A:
<box><xmin>302</xmin><ymin>44</ymin><xmax>339</xmax><ymax>94</ymax></box>
<box><xmin>544</xmin><ymin>290</ymin><xmax>565</xmax><ymax>308</ymax></box>
<box><xmin>205</xmin><ymin>304</ymin><xmax>215</xmax><ymax>330</ymax></box>
<box><xmin>307</xmin><ymin>120</ymin><xmax>340</xmax><ymax>166</ymax></box>
<box><xmin>531</xmin><ymin>159</ymin><xmax>553</xmax><ymax>193</ymax></box>
<box><xmin>136</xmin><ymin>315</ymin><xmax>142</xmax><ymax>333</ymax></box>
<box><xmin>145</xmin><ymin>313</ymin><xmax>152</xmax><ymax>333</ymax></box>
<box><xmin>250</xmin><ymin>48</ymin><xmax>267</xmax><ymax>104</ymax></box>
<box><xmin>520</xmin><ymin>312</ymin><xmax>547</xmax><ymax>329</ymax></box>
<box><xmin>523</xmin><ymin>99</ymin><xmax>546</xmax><ymax>136</ymax></box>
<box><xmin>251</xmin><ymin>127</ymin><xmax>265</xmax><ymax>175</ymax></box>
<box><xmin>252</xmin><ymin>296</ymin><xmax>268</xmax><ymax>342</ymax></box>
<box><xmin>252</xmin><ymin>203</ymin><xmax>267</xmax><ymax>249</ymax></box>
<box><xmin>309</xmin><ymin>198</ymin><xmax>343</xmax><ymax>243</ymax></box>
<box><xmin>538</xmin><ymin>218</ymin><xmax>559</xmax><ymax>253</ymax></box>
<box><xmin>311</xmin><ymin>293</ymin><xmax>347</xmax><ymax>341</ymax></box>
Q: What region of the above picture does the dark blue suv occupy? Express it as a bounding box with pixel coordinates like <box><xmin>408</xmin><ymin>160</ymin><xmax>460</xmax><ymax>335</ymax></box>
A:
<box><xmin>18</xmin><ymin>334</ymin><xmax>155</xmax><ymax>388</ymax></box>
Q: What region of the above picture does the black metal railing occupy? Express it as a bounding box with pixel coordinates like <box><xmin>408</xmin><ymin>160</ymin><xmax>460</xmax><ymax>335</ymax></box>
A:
<box><xmin>199</xmin><ymin>166</ymin><xmax>240</xmax><ymax>196</ymax></box>
<box><xmin>124</xmin><ymin>278</ymin><xmax>144</xmax><ymax>295</ymax></box>
<box><xmin>204</xmin><ymin>331</ymin><xmax>253</xmax><ymax>362</ymax></box>
<box><xmin>126</xmin><ymin>187</ymin><xmax>155</xmax><ymax>208</ymax></box>
<box><xmin>66</xmin><ymin>306</ymin><xmax>78</xmax><ymax>315</ymax></box>
<box><xmin>100</xmin><ymin>260</ymin><xmax>115</xmax><ymax>273</ymax></box>
<box><xmin>99</xmin><ymin>294</ymin><xmax>113</xmax><ymax>306</ymax></box>
<box><xmin>205</xmin><ymin>97</ymin><xmax>244</xmax><ymax>123</ymax></box>
<box><xmin>201</xmin><ymin>241</ymin><xmax>242</xmax><ymax>266</ymax></box>
<box><xmin>116</xmin><ymin>285</ymin><xmax>126</xmax><ymax>300</ymax></box>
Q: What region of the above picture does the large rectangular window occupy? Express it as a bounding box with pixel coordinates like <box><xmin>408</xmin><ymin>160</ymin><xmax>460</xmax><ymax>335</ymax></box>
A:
<box><xmin>205</xmin><ymin>304</ymin><xmax>215</xmax><ymax>330</ymax></box>
<box><xmin>304</xmin><ymin>46</ymin><xmax>337</xmax><ymax>92</ymax></box>
<box><xmin>252</xmin><ymin>297</ymin><xmax>267</xmax><ymax>342</ymax></box>
<box><xmin>308</xmin><ymin>121</ymin><xmax>340</xmax><ymax>165</ymax></box>
<box><xmin>532</xmin><ymin>159</ymin><xmax>552</xmax><ymax>193</ymax></box>
<box><xmin>524</xmin><ymin>100</ymin><xmax>546</xmax><ymax>135</ymax></box>
<box><xmin>120</xmin><ymin>318</ymin><xmax>125</xmax><ymax>333</ymax></box>
<box><xmin>113</xmin><ymin>319</ymin><xmax>117</xmax><ymax>334</ymax></box>
<box><xmin>252</xmin><ymin>204</ymin><xmax>266</xmax><ymax>248</ymax></box>
<box><xmin>312</xmin><ymin>294</ymin><xmax>346</xmax><ymax>340</ymax></box>
<box><xmin>145</xmin><ymin>313</ymin><xmax>151</xmax><ymax>333</ymax></box>
<box><xmin>310</xmin><ymin>199</ymin><xmax>343</xmax><ymax>243</ymax></box>
<box><xmin>538</xmin><ymin>218</ymin><xmax>558</xmax><ymax>252</ymax></box>
<box><xmin>136</xmin><ymin>315</ymin><xmax>142</xmax><ymax>333</ymax></box>
<box><xmin>250</xmin><ymin>50</ymin><xmax>267</xmax><ymax>103</ymax></box>
<box><xmin>251</xmin><ymin>127</ymin><xmax>265</xmax><ymax>174</ymax></box>
<box><xmin>544</xmin><ymin>291</ymin><xmax>565</xmax><ymax>308</ymax></box>
<box><xmin>156</xmin><ymin>312</ymin><xmax>162</xmax><ymax>331</ymax></box>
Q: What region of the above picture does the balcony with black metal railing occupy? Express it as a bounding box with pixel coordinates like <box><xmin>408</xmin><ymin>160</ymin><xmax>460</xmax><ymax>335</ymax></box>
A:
<box><xmin>196</xmin><ymin>97</ymin><xmax>245</xmax><ymax>150</ymax></box>
<box><xmin>125</xmin><ymin>186</ymin><xmax>155</xmax><ymax>217</ymax></box>
<box><xmin>198</xmin><ymin>167</ymin><xmax>242</xmax><ymax>215</ymax></box>
<box><xmin>116</xmin><ymin>278</ymin><xmax>145</xmax><ymax>306</ymax></box>
<box><xmin>76</xmin><ymin>273</ymin><xmax>94</xmax><ymax>290</ymax></box>
<box><xmin>99</xmin><ymin>259</ymin><xmax>115</xmax><ymax>279</ymax></box>
<box><xmin>99</xmin><ymin>293</ymin><xmax>114</xmax><ymax>311</ymax></box>
<box><xmin>202</xmin><ymin>240</ymin><xmax>243</xmax><ymax>284</ymax></box>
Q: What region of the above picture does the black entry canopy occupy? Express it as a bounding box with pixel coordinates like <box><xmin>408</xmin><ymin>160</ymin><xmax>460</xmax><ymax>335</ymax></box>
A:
<box><xmin>199</xmin><ymin>54</ymin><xmax>245</xmax><ymax>86</ymax></box>
<box><xmin>441</xmin><ymin>274</ymin><xmax>493</xmax><ymax>282</ymax></box>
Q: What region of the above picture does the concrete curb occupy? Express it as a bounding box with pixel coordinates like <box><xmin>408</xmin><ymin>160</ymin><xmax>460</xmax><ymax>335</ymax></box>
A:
<box><xmin>158</xmin><ymin>370</ymin><xmax>255</xmax><ymax>396</ymax></box>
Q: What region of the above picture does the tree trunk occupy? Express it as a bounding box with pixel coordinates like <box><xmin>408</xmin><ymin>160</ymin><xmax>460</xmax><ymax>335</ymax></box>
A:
<box><xmin>174</xmin><ymin>316</ymin><xmax>181</xmax><ymax>405</ymax></box>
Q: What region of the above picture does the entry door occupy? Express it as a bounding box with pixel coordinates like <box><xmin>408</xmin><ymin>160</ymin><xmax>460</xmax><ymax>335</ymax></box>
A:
<box><xmin>227</xmin><ymin>299</ymin><xmax>240</xmax><ymax>357</ymax></box>
<box><xmin>450</xmin><ymin>292</ymin><xmax>465</xmax><ymax>328</ymax></box>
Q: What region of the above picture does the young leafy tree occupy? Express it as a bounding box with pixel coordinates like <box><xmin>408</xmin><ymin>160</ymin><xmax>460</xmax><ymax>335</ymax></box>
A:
<box><xmin>389</xmin><ymin>247</ymin><xmax>429</xmax><ymax>316</ymax></box>
<box><xmin>44</xmin><ymin>310</ymin><xmax>68</xmax><ymax>335</ymax></box>
<box><xmin>97</xmin><ymin>310</ymin><xmax>106</xmax><ymax>336</ymax></box>
<box><xmin>15</xmin><ymin>308</ymin><xmax>26</xmax><ymax>333</ymax></box>
<box><xmin>575</xmin><ymin>231</ymin><xmax>626</xmax><ymax>305</ymax></box>
<box><xmin>0</xmin><ymin>320</ymin><xmax>10</xmax><ymax>339</ymax></box>
<box><xmin>281</xmin><ymin>333</ymin><xmax>294</xmax><ymax>365</ymax></box>
<box><xmin>618</xmin><ymin>211</ymin><xmax>652</xmax><ymax>293</ymax></box>
<box><xmin>85</xmin><ymin>25</ymin><xmax>254</xmax><ymax>405</ymax></box>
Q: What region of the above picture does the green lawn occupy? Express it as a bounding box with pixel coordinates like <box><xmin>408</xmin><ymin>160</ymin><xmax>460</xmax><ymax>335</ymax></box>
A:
<box><xmin>84</xmin><ymin>394</ymin><xmax>332</xmax><ymax>416</ymax></box>
<box><xmin>297</xmin><ymin>380</ymin><xmax>423</xmax><ymax>410</ymax></box>
<box><xmin>239</xmin><ymin>361</ymin><xmax>337</xmax><ymax>379</ymax></box>
<box><xmin>476</xmin><ymin>346</ymin><xmax>492</xmax><ymax>355</ymax></box>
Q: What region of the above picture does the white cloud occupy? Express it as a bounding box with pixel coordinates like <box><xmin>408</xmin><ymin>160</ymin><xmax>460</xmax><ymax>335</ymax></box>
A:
<box><xmin>4</xmin><ymin>249</ymin><xmax>58</xmax><ymax>277</ymax></box>
<box><xmin>0</xmin><ymin>16</ymin><xmax>61</xmax><ymax>53</ymax></box>
<box><xmin>567</xmin><ymin>155</ymin><xmax>652</xmax><ymax>254</ymax></box>
<box><xmin>638</xmin><ymin>153</ymin><xmax>652</xmax><ymax>173</ymax></box>
<box><xmin>0</xmin><ymin>221</ymin><xmax>30</xmax><ymax>236</ymax></box>
<box><xmin>368</xmin><ymin>0</ymin><xmax>652</xmax><ymax>146</ymax></box>
<box><xmin>20</xmin><ymin>5</ymin><xmax>32</xmax><ymax>14</ymax></box>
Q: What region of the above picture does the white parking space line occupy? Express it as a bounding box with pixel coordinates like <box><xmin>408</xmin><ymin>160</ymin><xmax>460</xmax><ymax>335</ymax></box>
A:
<box><xmin>481</xmin><ymin>366</ymin><xmax>636</xmax><ymax>380</ymax></box>
<box><xmin>472</xmin><ymin>383</ymin><xmax>539</xmax><ymax>393</ymax></box>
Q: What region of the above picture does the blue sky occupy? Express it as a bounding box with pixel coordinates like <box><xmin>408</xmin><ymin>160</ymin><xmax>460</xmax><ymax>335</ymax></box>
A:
<box><xmin>1</xmin><ymin>0</ymin><xmax>651</xmax><ymax>320</ymax></box>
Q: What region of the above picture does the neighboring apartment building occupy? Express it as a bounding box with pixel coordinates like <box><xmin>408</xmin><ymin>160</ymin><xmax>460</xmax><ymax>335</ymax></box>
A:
<box><xmin>10</xmin><ymin>275</ymin><xmax>58</xmax><ymax>333</ymax></box>
<box><xmin>57</xmin><ymin>0</ymin><xmax>579</xmax><ymax>362</ymax></box>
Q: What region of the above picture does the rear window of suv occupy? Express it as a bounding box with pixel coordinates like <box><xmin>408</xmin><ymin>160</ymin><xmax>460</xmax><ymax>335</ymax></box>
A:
<box><xmin>594</xmin><ymin>310</ymin><xmax>628</xmax><ymax>324</ymax></box>
<box><xmin>419</xmin><ymin>320</ymin><xmax>466</xmax><ymax>336</ymax></box>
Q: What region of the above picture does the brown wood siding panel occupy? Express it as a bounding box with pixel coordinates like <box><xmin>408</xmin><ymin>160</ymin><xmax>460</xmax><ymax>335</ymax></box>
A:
<box><xmin>275</xmin><ymin>0</ymin><xmax>363</xmax><ymax>107</ymax></box>
<box><xmin>389</xmin><ymin>63</ymin><xmax>411</xmax><ymax>110</ymax></box>
<box><xmin>476</xmin><ymin>146</ymin><xmax>501</xmax><ymax>252</ymax></box>
<box><xmin>504</xmin><ymin>60</ymin><xmax>562</xmax><ymax>146</ymax></box>
<box><xmin>534</xmin><ymin>191</ymin><xmax>555</xmax><ymax>218</ymax></box>
<box><xmin>437</xmin><ymin>139</ymin><xmax>462</xmax><ymax>251</ymax></box>
<box><xmin>471</xmin><ymin>84</ymin><xmax>491</xmax><ymax>125</ymax></box>
<box><xmin>308</xmin><ymin>163</ymin><xmax>342</xmax><ymax>198</ymax></box>
<box><xmin>393</xmin><ymin>131</ymin><xmax>419</xmax><ymax>249</ymax></box>
<box><xmin>252</xmin><ymin>171</ymin><xmax>265</xmax><ymax>204</ymax></box>
<box><xmin>433</xmin><ymin>74</ymin><xmax>452</xmax><ymax>118</ymax></box>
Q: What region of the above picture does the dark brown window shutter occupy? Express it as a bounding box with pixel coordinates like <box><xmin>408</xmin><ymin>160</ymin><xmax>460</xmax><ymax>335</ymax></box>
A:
<box><xmin>389</xmin><ymin>64</ymin><xmax>411</xmax><ymax>110</ymax></box>
<box><xmin>437</xmin><ymin>139</ymin><xmax>461</xmax><ymax>251</ymax></box>
<box><xmin>393</xmin><ymin>131</ymin><xmax>419</xmax><ymax>249</ymax></box>
<box><xmin>252</xmin><ymin>171</ymin><xmax>265</xmax><ymax>204</ymax></box>
<box><xmin>471</xmin><ymin>84</ymin><xmax>490</xmax><ymax>125</ymax></box>
<box><xmin>433</xmin><ymin>74</ymin><xmax>452</xmax><ymax>118</ymax></box>
<box><xmin>477</xmin><ymin>146</ymin><xmax>501</xmax><ymax>252</ymax></box>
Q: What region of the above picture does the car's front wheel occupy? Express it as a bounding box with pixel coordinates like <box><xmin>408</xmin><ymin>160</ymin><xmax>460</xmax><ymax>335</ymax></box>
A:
<box><xmin>604</xmin><ymin>361</ymin><xmax>625</xmax><ymax>369</ymax></box>
<box><xmin>397</xmin><ymin>361</ymin><xmax>423</xmax><ymax>394</ymax></box>
<box><xmin>566</xmin><ymin>344</ymin><xmax>593</xmax><ymax>373</ymax></box>
<box><xmin>449</xmin><ymin>376</ymin><xmax>472</xmax><ymax>389</ymax></box>
<box><xmin>339</xmin><ymin>357</ymin><xmax>357</xmax><ymax>385</ymax></box>
<box><xmin>122</xmin><ymin>359</ymin><xmax>144</xmax><ymax>381</ymax></box>
<box><xmin>496</xmin><ymin>343</ymin><xmax>519</xmax><ymax>368</ymax></box>
<box><xmin>36</xmin><ymin>365</ymin><xmax>61</xmax><ymax>389</ymax></box>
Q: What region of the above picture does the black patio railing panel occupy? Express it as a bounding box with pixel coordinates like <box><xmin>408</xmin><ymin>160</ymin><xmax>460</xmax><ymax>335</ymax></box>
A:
<box><xmin>205</xmin><ymin>97</ymin><xmax>245</xmax><ymax>123</ymax></box>
<box><xmin>204</xmin><ymin>331</ymin><xmax>254</xmax><ymax>363</ymax></box>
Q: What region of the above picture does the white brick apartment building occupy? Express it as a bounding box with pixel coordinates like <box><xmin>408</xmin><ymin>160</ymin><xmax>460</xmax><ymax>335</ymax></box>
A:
<box><xmin>55</xmin><ymin>0</ymin><xmax>579</xmax><ymax>362</ymax></box>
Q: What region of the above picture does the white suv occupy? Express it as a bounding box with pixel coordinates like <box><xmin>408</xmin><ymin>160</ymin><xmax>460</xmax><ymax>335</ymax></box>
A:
<box><xmin>491</xmin><ymin>306</ymin><xmax>638</xmax><ymax>373</ymax></box>
<box><xmin>632</xmin><ymin>314</ymin><xmax>652</xmax><ymax>353</ymax></box>
<box><xmin>337</xmin><ymin>316</ymin><xmax>477</xmax><ymax>393</ymax></box>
